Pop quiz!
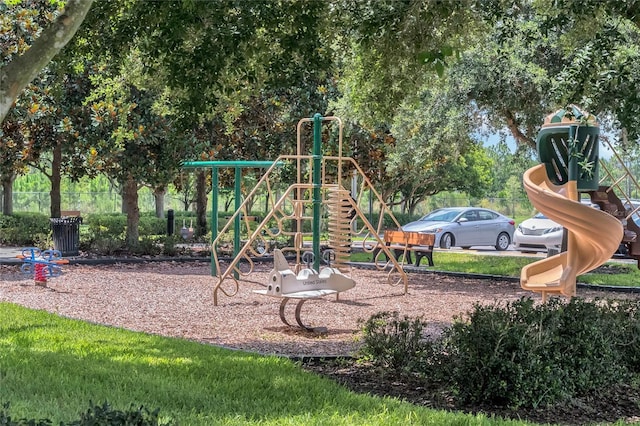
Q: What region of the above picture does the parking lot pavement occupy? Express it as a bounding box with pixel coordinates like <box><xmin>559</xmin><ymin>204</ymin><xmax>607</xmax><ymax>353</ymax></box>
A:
<box><xmin>0</xmin><ymin>247</ymin><xmax>22</xmax><ymax>262</ymax></box>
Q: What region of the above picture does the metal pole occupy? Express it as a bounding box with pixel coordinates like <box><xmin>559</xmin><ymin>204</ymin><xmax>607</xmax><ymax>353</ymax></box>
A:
<box><xmin>167</xmin><ymin>209</ymin><xmax>174</xmax><ymax>236</ymax></box>
<box><xmin>233</xmin><ymin>167</ymin><xmax>242</xmax><ymax>278</ymax></box>
<box><xmin>566</xmin><ymin>124</ymin><xmax>579</xmax><ymax>294</ymax></box>
<box><xmin>351</xmin><ymin>170</ymin><xmax>358</xmax><ymax>233</ymax></box>
<box><xmin>181</xmin><ymin>160</ymin><xmax>280</xmax><ymax>276</ymax></box>
<box><xmin>211</xmin><ymin>168</ymin><xmax>219</xmax><ymax>275</ymax></box>
<box><xmin>312</xmin><ymin>113</ymin><xmax>322</xmax><ymax>271</ymax></box>
<box><xmin>369</xmin><ymin>188</ymin><xmax>373</xmax><ymax>225</ymax></box>
<box><xmin>350</xmin><ymin>170</ymin><xmax>357</xmax><ymax>199</ymax></box>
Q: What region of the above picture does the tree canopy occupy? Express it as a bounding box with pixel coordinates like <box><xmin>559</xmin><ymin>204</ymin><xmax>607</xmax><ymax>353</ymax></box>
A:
<box><xmin>5</xmin><ymin>0</ymin><xmax>640</xmax><ymax>247</ymax></box>
<box><xmin>0</xmin><ymin>0</ymin><xmax>93</xmax><ymax>123</ymax></box>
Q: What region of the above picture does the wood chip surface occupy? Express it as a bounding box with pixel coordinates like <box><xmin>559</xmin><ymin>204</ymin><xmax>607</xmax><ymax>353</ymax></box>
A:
<box><xmin>1</xmin><ymin>262</ymin><xmax>637</xmax><ymax>357</ymax></box>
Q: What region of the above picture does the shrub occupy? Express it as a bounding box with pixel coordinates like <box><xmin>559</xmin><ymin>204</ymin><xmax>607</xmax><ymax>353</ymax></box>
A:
<box><xmin>358</xmin><ymin>311</ymin><xmax>431</xmax><ymax>374</ymax></box>
<box><xmin>138</xmin><ymin>214</ymin><xmax>166</xmax><ymax>236</ymax></box>
<box><xmin>358</xmin><ymin>297</ymin><xmax>640</xmax><ymax>410</ymax></box>
<box><xmin>0</xmin><ymin>401</ymin><xmax>174</xmax><ymax>426</ymax></box>
<box><xmin>440</xmin><ymin>298</ymin><xmax>571</xmax><ymax>407</ymax></box>
<box><xmin>90</xmin><ymin>238</ymin><xmax>124</xmax><ymax>255</ymax></box>
<box><xmin>0</xmin><ymin>213</ymin><xmax>50</xmax><ymax>246</ymax></box>
<box><xmin>596</xmin><ymin>298</ymin><xmax>640</xmax><ymax>373</ymax></box>
<box><xmin>131</xmin><ymin>236</ymin><xmax>162</xmax><ymax>256</ymax></box>
<box><xmin>0</xmin><ymin>401</ymin><xmax>51</xmax><ymax>426</ymax></box>
<box><xmin>68</xmin><ymin>401</ymin><xmax>172</xmax><ymax>426</ymax></box>
<box><xmin>440</xmin><ymin>297</ymin><xmax>631</xmax><ymax>408</ymax></box>
<box><xmin>85</xmin><ymin>213</ymin><xmax>126</xmax><ymax>242</ymax></box>
<box><xmin>161</xmin><ymin>235</ymin><xmax>180</xmax><ymax>256</ymax></box>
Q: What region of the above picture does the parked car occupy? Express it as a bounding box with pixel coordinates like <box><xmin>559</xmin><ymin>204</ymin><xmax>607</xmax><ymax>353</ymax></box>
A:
<box><xmin>624</xmin><ymin>200</ymin><xmax>640</xmax><ymax>224</ymax></box>
<box><xmin>401</xmin><ymin>207</ymin><xmax>515</xmax><ymax>250</ymax></box>
<box><xmin>515</xmin><ymin>201</ymin><xmax>609</xmax><ymax>254</ymax></box>
<box><xmin>513</xmin><ymin>212</ymin><xmax>563</xmax><ymax>252</ymax></box>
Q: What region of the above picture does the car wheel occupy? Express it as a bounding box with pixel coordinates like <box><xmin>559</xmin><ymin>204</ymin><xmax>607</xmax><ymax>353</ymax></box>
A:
<box><xmin>495</xmin><ymin>232</ymin><xmax>510</xmax><ymax>251</ymax></box>
<box><xmin>440</xmin><ymin>233</ymin><xmax>453</xmax><ymax>249</ymax></box>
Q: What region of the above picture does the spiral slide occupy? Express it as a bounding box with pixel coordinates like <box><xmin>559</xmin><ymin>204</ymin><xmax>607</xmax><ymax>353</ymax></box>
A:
<box><xmin>520</xmin><ymin>164</ymin><xmax>624</xmax><ymax>300</ymax></box>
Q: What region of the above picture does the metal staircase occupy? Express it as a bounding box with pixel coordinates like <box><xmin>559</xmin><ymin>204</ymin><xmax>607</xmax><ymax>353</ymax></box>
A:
<box><xmin>586</xmin><ymin>138</ymin><xmax>640</xmax><ymax>267</ymax></box>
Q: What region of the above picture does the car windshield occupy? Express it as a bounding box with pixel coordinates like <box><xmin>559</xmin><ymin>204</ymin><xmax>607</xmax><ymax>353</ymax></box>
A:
<box><xmin>533</xmin><ymin>212</ymin><xmax>548</xmax><ymax>219</ymax></box>
<box><xmin>420</xmin><ymin>209</ymin><xmax>461</xmax><ymax>222</ymax></box>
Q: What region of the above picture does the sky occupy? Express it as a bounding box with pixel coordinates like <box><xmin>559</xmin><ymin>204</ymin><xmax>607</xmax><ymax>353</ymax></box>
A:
<box><xmin>484</xmin><ymin>131</ymin><xmax>614</xmax><ymax>160</ymax></box>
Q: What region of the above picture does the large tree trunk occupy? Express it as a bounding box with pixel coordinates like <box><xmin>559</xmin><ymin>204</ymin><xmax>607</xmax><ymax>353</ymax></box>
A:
<box><xmin>154</xmin><ymin>185</ymin><xmax>166</xmax><ymax>218</ymax></box>
<box><xmin>122</xmin><ymin>175</ymin><xmax>139</xmax><ymax>248</ymax></box>
<box><xmin>0</xmin><ymin>0</ymin><xmax>94</xmax><ymax>123</ymax></box>
<box><xmin>180</xmin><ymin>172</ymin><xmax>194</xmax><ymax>211</ymax></box>
<box><xmin>195</xmin><ymin>170</ymin><xmax>208</xmax><ymax>238</ymax></box>
<box><xmin>244</xmin><ymin>194</ymin><xmax>255</xmax><ymax>214</ymax></box>
<box><xmin>50</xmin><ymin>142</ymin><xmax>62</xmax><ymax>218</ymax></box>
<box><xmin>1</xmin><ymin>173</ymin><xmax>14</xmax><ymax>215</ymax></box>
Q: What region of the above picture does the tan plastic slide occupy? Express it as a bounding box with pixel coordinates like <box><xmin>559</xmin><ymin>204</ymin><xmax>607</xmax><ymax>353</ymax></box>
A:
<box><xmin>520</xmin><ymin>164</ymin><xmax>624</xmax><ymax>300</ymax></box>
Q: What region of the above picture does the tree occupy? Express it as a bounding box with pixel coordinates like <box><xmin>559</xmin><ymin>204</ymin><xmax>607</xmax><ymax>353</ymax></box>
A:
<box><xmin>0</xmin><ymin>1</ymin><xmax>88</xmax><ymax>214</ymax></box>
<box><xmin>332</xmin><ymin>0</ymin><xmax>640</xmax><ymax>157</ymax></box>
<box><xmin>449</xmin><ymin>15</ymin><xmax>555</xmax><ymax>150</ymax></box>
<box><xmin>458</xmin><ymin>1</ymin><xmax>640</xmax><ymax>149</ymax></box>
<box><xmin>487</xmin><ymin>140</ymin><xmax>536</xmax><ymax>216</ymax></box>
<box><xmin>19</xmin><ymin>64</ymin><xmax>98</xmax><ymax>218</ymax></box>
<box><xmin>63</xmin><ymin>0</ymin><xmax>340</xmax><ymax>248</ymax></box>
<box><xmin>71</xmin><ymin>77</ymin><xmax>189</xmax><ymax>247</ymax></box>
<box><xmin>124</xmin><ymin>0</ymin><xmax>334</xmax><ymax>130</ymax></box>
<box><xmin>0</xmin><ymin>0</ymin><xmax>93</xmax><ymax>124</ymax></box>
<box><xmin>363</xmin><ymin>80</ymin><xmax>491</xmax><ymax>214</ymax></box>
<box><xmin>331</xmin><ymin>0</ymin><xmax>483</xmax><ymax>127</ymax></box>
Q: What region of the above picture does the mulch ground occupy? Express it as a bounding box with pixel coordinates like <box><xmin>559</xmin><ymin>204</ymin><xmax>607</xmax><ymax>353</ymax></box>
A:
<box><xmin>301</xmin><ymin>358</ymin><xmax>640</xmax><ymax>426</ymax></box>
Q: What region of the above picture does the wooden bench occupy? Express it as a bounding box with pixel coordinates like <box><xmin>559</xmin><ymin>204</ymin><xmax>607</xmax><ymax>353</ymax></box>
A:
<box><xmin>60</xmin><ymin>210</ymin><xmax>81</xmax><ymax>217</ymax></box>
<box><xmin>373</xmin><ymin>230</ymin><xmax>435</xmax><ymax>267</ymax></box>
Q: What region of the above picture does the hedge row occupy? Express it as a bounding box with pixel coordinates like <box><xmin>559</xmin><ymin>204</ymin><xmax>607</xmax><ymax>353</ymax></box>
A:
<box><xmin>0</xmin><ymin>211</ymin><xmax>417</xmax><ymax>255</ymax></box>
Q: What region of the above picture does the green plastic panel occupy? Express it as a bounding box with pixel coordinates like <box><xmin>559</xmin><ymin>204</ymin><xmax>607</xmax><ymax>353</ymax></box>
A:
<box><xmin>536</xmin><ymin>125</ymin><xmax>600</xmax><ymax>191</ymax></box>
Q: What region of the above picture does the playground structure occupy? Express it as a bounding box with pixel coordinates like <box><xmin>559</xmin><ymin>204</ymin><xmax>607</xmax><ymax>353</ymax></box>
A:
<box><xmin>521</xmin><ymin>105</ymin><xmax>640</xmax><ymax>301</ymax></box>
<box><xmin>18</xmin><ymin>247</ymin><xmax>68</xmax><ymax>286</ymax></box>
<box><xmin>185</xmin><ymin>114</ymin><xmax>411</xmax><ymax>307</ymax></box>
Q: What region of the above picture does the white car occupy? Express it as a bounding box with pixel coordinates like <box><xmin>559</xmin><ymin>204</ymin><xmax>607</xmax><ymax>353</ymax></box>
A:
<box><xmin>513</xmin><ymin>212</ymin><xmax>563</xmax><ymax>252</ymax></box>
<box><xmin>515</xmin><ymin>201</ymin><xmax>600</xmax><ymax>253</ymax></box>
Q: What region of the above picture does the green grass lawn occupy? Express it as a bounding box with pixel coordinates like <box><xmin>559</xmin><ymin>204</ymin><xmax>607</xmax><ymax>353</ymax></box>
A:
<box><xmin>350</xmin><ymin>250</ymin><xmax>640</xmax><ymax>287</ymax></box>
<box><xmin>0</xmin><ymin>303</ymin><xmax>535</xmax><ymax>426</ymax></box>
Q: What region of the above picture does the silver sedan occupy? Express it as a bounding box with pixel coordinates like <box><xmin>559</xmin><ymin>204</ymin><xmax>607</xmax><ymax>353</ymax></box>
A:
<box><xmin>401</xmin><ymin>207</ymin><xmax>516</xmax><ymax>250</ymax></box>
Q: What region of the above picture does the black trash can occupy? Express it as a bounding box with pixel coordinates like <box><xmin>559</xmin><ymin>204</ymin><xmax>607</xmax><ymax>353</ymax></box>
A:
<box><xmin>50</xmin><ymin>216</ymin><xmax>83</xmax><ymax>256</ymax></box>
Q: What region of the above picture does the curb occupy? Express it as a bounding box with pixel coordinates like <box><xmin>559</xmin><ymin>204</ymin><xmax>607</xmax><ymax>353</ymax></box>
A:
<box><xmin>0</xmin><ymin>254</ymin><xmax>277</xmax><ymax>267</ymax></box>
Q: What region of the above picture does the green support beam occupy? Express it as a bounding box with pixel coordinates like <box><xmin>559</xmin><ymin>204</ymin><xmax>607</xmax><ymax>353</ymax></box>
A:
<box><xmin>181</xmin><ymin>160</ymin><xmax>278</xmax><ymax>275</ymax></box>
<box><xmin>312</xmin><ymin>113</ymin><xmax>323</xmax><ymax>271</ymax></box>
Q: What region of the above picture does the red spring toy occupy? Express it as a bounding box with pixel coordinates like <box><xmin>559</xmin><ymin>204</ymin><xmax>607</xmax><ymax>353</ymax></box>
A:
<box><xmin>34</xmin><ymin>263</ymin><xmax>47</xmax><ymax>286</ymax></box>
